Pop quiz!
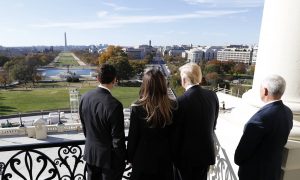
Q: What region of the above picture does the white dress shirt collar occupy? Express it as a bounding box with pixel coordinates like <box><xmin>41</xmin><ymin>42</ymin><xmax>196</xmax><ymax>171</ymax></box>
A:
<box><xmin>185</xmin><ymin>84</ymin><xmax>198</xmax><ymax>91</ymax></box>
<box><xmin>263</xmin><ymin>99</ymin><xmax>281</xmax><ymax>107</ymax></box>
<box><xmin>98</xmin><ymin>84</ymin><xmax>111</xmax><ymax>93</ymax></box>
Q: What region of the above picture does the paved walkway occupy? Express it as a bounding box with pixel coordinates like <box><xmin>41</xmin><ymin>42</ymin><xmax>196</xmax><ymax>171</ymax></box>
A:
<box><xmin>72</xmin><ymin>53</ymin><xmax>87</xmax><ymax>66</ymax></box>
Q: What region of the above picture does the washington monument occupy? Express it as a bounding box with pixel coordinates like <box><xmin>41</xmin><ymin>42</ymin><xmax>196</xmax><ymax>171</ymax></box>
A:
<box><xmin>64</xmin><ymin>32</ymin><xmax>68</xmax><ymax>51</ymax></box>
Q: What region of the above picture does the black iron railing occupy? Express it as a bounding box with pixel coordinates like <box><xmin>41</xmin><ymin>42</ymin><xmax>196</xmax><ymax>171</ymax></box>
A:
<box><xmin>208</xmin><ymin>133</ymin><xmax>237</xmax><ymax>180</ymax></box>
<box><xmin>0</xmin><ymin>140</ymin><xmax>131</xmax><ymax>180</ymax></box>
<box><xmin>0</xmin><ymin>133</ymin><xmax>237</xmax><ymax>180</ymax></box>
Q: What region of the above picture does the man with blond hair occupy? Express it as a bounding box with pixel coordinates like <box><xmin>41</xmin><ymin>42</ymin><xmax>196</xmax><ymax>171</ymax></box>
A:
<box><xmin>173</xmin><ymin>63</ymin><xmax>219</xmax><ymax>180</ymax></box>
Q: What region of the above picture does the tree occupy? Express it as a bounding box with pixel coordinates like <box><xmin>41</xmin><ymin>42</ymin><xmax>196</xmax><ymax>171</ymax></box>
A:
<box><xmin>74</xmin><ymin>51</ymin><xmax>99</xmax><ymax>65</ymax></box>
<box><xmin>203</xmin><ymin>63</ymin><xmax>221</xmax><ymax>75</ymax></box>
<box><xmin>0</xmin><ymin>55</ymin><xmax>10</xmax><ymax>67</ymax></box>
<box><xmin>129</xmin><ymin>60</ymin><xmax>146</xmax><ymax>78</ymax></box>
<box><xmin>143</xmin><ymin>54</ymin><xmax>153</xmax><ymax>64</ymax></box>
<box><xmin>5</xmin><ymin>57</ymin><xmax>39</xmax><ymax>85</ymax></box>
<box><xmin>205</xmin><ymin>72</ymin><xmax>220</xmax><ymax>87</ymax></box>
<box><xmin>108</xmin><ymin>56</ymin><xmax>133</xmax><ymax>80</ymax></box>
<box><xmin>247</xmin><ymin>65</ymin><xmax>255</xmax><ymax>76</ymax></box>
<box><xmin>221</xmin><ymin>61</ymin><xmax>235</xmax><ymax>74</ymax></box>
<box><xmin>0</xmin><ymin>71</ymin><xmax>10</xmax><ymax>88</ymax></box>
<box><xmin>168</xmin><ymin>73</ymin><xmax>185</xmax><ymax>96</ymax></box>
<box><xmin>99</xmin><ymin>46</ymin><xmax>127</xmax><ymax>64</ymax></box>
<box><xmin>233</xmin><ymin>63</ymin><xmax>246</xmax><ymax>76</ymax></box>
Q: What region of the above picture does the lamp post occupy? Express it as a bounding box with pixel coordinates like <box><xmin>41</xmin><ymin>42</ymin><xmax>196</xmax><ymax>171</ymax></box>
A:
<box><xmin>19</xmin><ymin>112</ymin><xmax>24</xmax><ymax>127</ymax></box>
<box><xmin>58</xmin><ymin>110</ymin><xmax>63</xmax><ymax>125</ymax></box>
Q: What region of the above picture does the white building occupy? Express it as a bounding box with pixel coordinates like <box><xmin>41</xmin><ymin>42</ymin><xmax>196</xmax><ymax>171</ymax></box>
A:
<box><xmin>217</xmin><ymin>48</ymin><xmax>252</xmax><ymax>64</ymax></box>
<box><xmin>187</xmin><ymin>48</ymin><xmax>204</xmax><ymax>63</ymax></box>
<box><xmin>251</xmin><ymin>45</ymin><xmax>258</xmax><ymax>64</ymax></box>
<box><xmin>184</xmin><ymin>46</ymin><xmax>223</xmax><ymax>63</ymax></box>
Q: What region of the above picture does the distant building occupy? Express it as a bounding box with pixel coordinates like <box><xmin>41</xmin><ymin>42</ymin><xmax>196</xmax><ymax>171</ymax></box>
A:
<box><xmin>217</xmin><ymin>46</ymin><xmax>253</xmax><ymax>64</ymax></box>
<box><xmin>169</xmin><ymin>49</ymin><xmax>185</xmax><ymax>56</ymax></box>
<box><xmin>251</xmin><ymin>45</ymin><xmax>258</xmax><ymax>64</ymax></box>
<box><xmin>88</xmin><ymin>45</ymin><xmax>98</xmax><ymax>53</ymax></box>
<box><xmin>187</xmin><ymin>48</ymin><xmax>204</xmax><ymax>63</ymax></box>
<box><xmin>184</xmin><ymin>46</ymin><xmax>223</xmax><ymax>63</ymax></box>
<box><xmin>124</xmin><ymin>48</ymin><xmax>143</xmax><ymax>59</ymax></box>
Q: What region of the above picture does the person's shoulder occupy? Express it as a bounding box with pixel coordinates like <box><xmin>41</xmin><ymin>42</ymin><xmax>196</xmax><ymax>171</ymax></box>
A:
<box><xmin>81</xmin><ymin>88</ymin><xmax>98</xmax><ymax>99</ymax></box>
<box><xmin>109</xmin><ymin>95</ymin><xmax>123</xmax><ymax>107</ymax></box>
<box><xmin>200</xmin><ymin>86</ymin><xmax>216</xmax><ymax>94</ymax></box>
<box><xmin>130</xmin><ymin>101</ymin><xmax>143</xmax><ymax>111</ymax></box>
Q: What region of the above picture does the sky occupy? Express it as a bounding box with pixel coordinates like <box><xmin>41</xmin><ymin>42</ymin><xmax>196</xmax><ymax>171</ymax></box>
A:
<box><xmin>0</xmin><ymin>0</ymin><xmax>264</xmax><ymax>47</ymax></box>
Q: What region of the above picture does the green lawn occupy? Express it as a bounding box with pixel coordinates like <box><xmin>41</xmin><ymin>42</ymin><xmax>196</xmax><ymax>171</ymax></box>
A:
<box><xmin>56</xmin><ymin>52</ymin><xmax>79</xmax><ymax>66</ymax></box>
<box><xmin>0</xmin><ymin>87</ymin><xmax>139</xmax><ymax>116</ymax></box>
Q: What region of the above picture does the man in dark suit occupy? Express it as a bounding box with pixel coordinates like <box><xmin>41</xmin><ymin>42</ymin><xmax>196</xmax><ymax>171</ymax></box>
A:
<box><xmin>174</xmin><ymin>63</ymin><xmax>219</xmax><ymax>180</ymax></box>
<box><xmin>79</xmin><ymin>64</ymin><xmax>126</xmax><ymax>180</ymax></box>
<box><xmin>234</xmin><ymin>74</ymin><xmax>293</xmax><ymax>180</ymax></box>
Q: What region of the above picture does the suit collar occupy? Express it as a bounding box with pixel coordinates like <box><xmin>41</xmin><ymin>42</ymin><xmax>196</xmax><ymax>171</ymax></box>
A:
<box><xmin>186</xmin><ymin>84</ymin><xmax>200</xmax><ymax>92</ymax></box>
<box><xmin>185</xmin><ymin>84</ymin><xmax>198</xmax><ymax>91</ymax></box>
<box><xmin>260</xmin><ymin>100</ymin><xmax>283</xmax><ymax>110</ymax></box>
<box><xmin>96</xmin><ymin>87</ymin><xmax>111</xmax><ymax>94</ymax></box>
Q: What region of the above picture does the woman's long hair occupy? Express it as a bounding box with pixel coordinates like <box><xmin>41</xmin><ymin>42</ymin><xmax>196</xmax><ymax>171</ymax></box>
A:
<box><xmin>135</xmin><ymin>68</ymin><xmax>176</xmax><ymax>128</ymax></box>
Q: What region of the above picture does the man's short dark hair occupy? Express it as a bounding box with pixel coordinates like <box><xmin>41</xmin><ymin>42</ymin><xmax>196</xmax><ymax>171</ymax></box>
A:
<box><xmin>98</xmin><ymin>64</ymin><xmax>117</xmax><ymax>84</ymax></box>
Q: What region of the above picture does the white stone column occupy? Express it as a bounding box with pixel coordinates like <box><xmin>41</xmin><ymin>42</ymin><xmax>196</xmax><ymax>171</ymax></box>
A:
<box><xmin>243</xmin><ymin>0</ymin><xmax>300</xmax><ymax>121</ymax></box>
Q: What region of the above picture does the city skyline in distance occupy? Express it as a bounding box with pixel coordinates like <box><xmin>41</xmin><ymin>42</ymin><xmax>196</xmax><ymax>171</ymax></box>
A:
<box><xmin>0</xmin><ymin>0</ymin><xmax>264</xmax><ymax>47</ymax></box>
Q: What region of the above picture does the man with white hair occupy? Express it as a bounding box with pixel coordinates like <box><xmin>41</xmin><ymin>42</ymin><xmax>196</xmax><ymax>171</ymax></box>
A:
<box><xmin>234</xmin><ymin>74</ymin><xmax>293</xmax><ymax>180</ymax></box>
<box><xmin>173</xmin><ymin>63</ymin><xmax>219</xmax><ymax>180</ymax></box>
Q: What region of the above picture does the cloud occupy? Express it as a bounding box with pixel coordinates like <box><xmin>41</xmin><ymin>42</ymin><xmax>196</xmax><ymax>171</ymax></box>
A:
<box><xmin>183</xmin><ymin>0</ymin><xmax>213</xmax><ymax>5</ymax></box>
<box><xmin>97</xmin><ymin>11</ymin><xmax>108</xmax><ymax>17</ymax></box>
<box><xmin>32</xmin><ymin>10</ymin><xmax>247</xmax><ymax>30</ymax></box>
<box><xmin>183</xmin><ymin>0</ymin><xmax>263</xmax><ymax>7</ymax></box>
<box><xmin>103</xmin><ymin>2</ymin><xmax>150</xmax><ymax>11</ymax></box>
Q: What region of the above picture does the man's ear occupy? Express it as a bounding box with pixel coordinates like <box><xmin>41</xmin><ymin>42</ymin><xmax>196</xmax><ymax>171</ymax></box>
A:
<box><xmin>96</xmin><ymin>75</ymin><xmax>101</xmax><ymax>83</ymax></box>
<box><xmin>264</xmin><ymin>88</ymin><xmax>268</xmax><ymax>96</ymax></box>
<box><xmin>112</xmin><ymin>77</ymin><xmax>117</xmax><ymax>84</ymax></box>
<box><xmin>181</xmin><ymin>77</ymin><xmax>186</xmax><ymax>86</ymax></box>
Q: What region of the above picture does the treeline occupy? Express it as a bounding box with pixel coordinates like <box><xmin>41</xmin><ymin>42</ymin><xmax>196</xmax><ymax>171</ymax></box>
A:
<box><xmin>76</xmin><ymin>46</ymin><xmax>149</xmax><ymax>81</ymax></box>
<box><xmin>73</xmin><ymin>51</ymin><xmax>99</xmax><ymax>66</ymax></box>
<box><xmin>167</xmin><ymin>59</ymin><xmax>255</xmax><ymax>96</ymax></box>
<box><xmin>201</xmin><ymin>60</ymin><xmax>255</xmax><ymax>86</ymax></box>
<box><xmin>0</xmin><ymin>52</ymin><xmax>58</xmax><ymax>87</ymax></box>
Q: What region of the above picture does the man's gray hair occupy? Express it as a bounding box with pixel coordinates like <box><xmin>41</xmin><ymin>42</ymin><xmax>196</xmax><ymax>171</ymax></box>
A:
<box><xmin>261</xmin><ymin>74</ymin><xmax>286</xmax><ymax>97</ymax></box>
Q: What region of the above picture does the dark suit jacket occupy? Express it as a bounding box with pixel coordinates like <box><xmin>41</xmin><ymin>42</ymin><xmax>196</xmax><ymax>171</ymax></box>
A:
<box><xmin>79</xmin><ymin>87</ymin><xmax>126</xmax><ymax>169</ymax></box>
<box><xmin>127</xmin><ymin>104</ymin><xmax>175</xmax><ymax>178</ymax></box>
<box><xmin>234</xmin><ymin>100</ymin><xmax>293</xmax><ymax>180</ymax></box>
<box><xmin>174</xmin><ymin>85</ymin><xmax>219</xmax><ymax>168</ymax></box>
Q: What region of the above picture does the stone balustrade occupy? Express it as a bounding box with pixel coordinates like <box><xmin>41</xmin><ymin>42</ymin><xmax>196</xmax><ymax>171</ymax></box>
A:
<box><xmin>0</xmin><ymin>123</ymin><xmax>83</xmax><ymax>137</ymax></box>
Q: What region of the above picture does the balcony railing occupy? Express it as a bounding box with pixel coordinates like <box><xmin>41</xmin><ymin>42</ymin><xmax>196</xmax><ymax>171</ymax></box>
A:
<box><xmin>0</xmin><ymin>133</ymin><xmax>236</xmax><ymax>180</ymax></box>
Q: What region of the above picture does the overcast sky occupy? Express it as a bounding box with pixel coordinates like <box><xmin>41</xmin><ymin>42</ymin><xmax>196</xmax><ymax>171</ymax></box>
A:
<box><xmin>0</xmin><ymin>0</ymin><xmax>264</xmax><ymax>47</ymax></box>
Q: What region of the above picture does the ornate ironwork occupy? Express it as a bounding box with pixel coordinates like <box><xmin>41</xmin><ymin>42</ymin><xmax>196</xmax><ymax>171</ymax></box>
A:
<box><xmin>54</xmin><ymin>145</ymin><xmax>84</xmax><ymax>180</ymax></box>
<box><xmin>208</xmin><ymin>133</ymin><xmax>238</xmax><ymax>180</ymax></box>
<box><xmin>0</xmin><ymin>140</ymin><xmax>132</xmax><ymax>180</ymax></box>
<box><xmin>3</xmin><ymin>149</ymin><xmax>60</xmax><ymax>180</ymax></box>
<box><xmin>0</xmin><ymin>133</ymin><xmax>236</xmax><ymax>180</ymax></box>
<box><xmin>0</xmin><ymin>162</ymin><xmax>4</xmax><ymax>176</ymax></box>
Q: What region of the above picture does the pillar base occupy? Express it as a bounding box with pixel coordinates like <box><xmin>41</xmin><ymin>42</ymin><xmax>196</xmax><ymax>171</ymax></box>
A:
<box><xmin>281</xmin><ymin>140</ymin><xmax>300</xmax><ymax>180</ymax></box>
